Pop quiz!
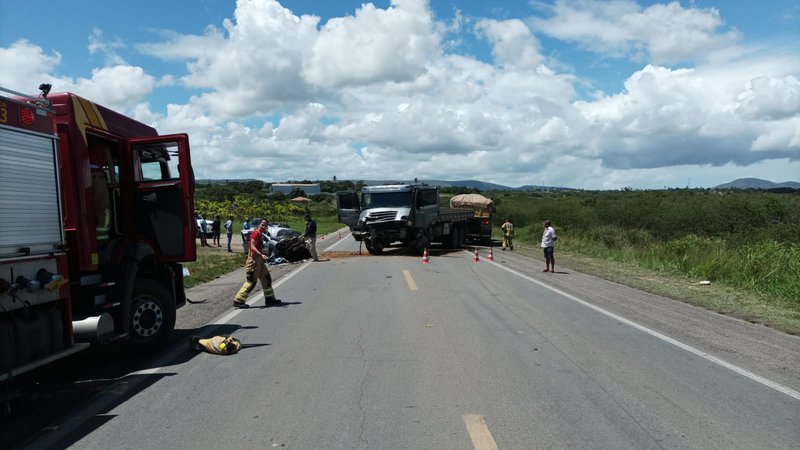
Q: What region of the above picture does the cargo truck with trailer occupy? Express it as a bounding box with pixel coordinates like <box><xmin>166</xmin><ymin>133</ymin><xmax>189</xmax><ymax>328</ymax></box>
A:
<box><xmin>448</xmin><ymin>193</ymin><xmax>494</xmax><ymax>245</ymax></box>
<box><xmin>337</xmin><ymin>184</ymin><xmax>476</xmax><ymax>255</ymax></box>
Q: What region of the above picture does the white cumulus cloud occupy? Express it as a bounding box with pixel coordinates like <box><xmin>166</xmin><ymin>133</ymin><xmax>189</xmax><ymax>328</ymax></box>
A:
<box><xmin>531</xmin><ymin>0</ymin><xmax>741</xmax><ymax>63</ymax></box>
<box><xmin>3</xmin><ymin>0</ymin><xmax>798</xmax><ymax>188</ymax></box>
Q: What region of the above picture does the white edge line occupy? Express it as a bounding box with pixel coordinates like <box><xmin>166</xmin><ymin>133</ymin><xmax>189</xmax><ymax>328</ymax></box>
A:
<box><xmin>139</xmin><ymin>232</ymin><xmax>353</xmax><ymax>376</ymax></box>
<box><xmin>479</xmin><ymin>252</ymin><xmax>800</xmax><ymax>401</ymax></box>
<box><xmin>30</xmin><ymin>234</ymin><xmax>353</xmax><ymax>447</ymax></box>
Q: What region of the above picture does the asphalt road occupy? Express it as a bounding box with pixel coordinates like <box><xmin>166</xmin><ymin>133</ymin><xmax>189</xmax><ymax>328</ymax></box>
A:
<box><xmin>5</xmin><ymin>233</ymin><xmax>800</xmax><ymax>449</ymax></box>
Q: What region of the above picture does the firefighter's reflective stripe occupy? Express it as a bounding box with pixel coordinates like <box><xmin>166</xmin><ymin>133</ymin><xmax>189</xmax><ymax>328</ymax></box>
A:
<box><xmin>197</xmin><ymin>335</ymin><xmax>241</xmax><ymax>354</ymax></box>
<box><xmin>235</xmin><ymin>252</ymin><xmax>274</xmax><ymax>303</ymax></box>
<box><xmin>263</xmin><ymin>286</ymin><xmax>276</xmax><ymax>302</ymax></box>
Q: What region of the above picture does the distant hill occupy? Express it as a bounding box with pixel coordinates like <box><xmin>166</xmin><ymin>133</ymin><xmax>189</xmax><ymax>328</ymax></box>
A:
<box><xmin>200</xmin><ymin>177</ymin><xmax>799</xmax><ymax>191</ymax></box>
<box><xmin>197</xmin><ymin>178</ymin><xmax>260</xmax><ymax>185</ymax></box>
<box><xmin>361</xmin><ymin>179</ymin><xmax>573</xmax><ymax>191</ymax></box>
<box><xmin>360</xmin><ymin>179</ymin><xmax>512</xmax><ymax>190</ymax></box>
<box><xmin>198</xmin><ymin>178</ymin><xmax>577</xmax><ymax>191</ymax></box>
<box><xmin>714</xmin><ymin>178</ymin><xmax>800</xmax><ymax>190</ymax></box>
<box><xmin>516</xmin><ymin>184</ymin><xmax>574</xmax><ymax>191</ymax></box>
<box><xmin>442</xmin><ymin>180</ymin><xmax>515</xmax><ymax>191</ymax></box>
<box><xmin>452</xmin><ymin>180</ymin><xmax>572</xmax><ymax>191</ymax></box>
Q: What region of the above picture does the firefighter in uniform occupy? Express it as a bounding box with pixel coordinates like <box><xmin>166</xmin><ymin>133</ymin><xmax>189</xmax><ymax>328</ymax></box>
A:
<box><xmin>233</xmin><ymin>219</ymin><xmax>279</xmax><ymax>308</ymax></box>
<box><xmin>501</xmin><ymin>219</ymin><xmax>515</xmax><ymax>251</ymax></box>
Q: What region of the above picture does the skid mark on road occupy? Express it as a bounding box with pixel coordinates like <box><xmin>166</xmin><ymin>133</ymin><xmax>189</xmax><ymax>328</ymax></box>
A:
<box><xmin>322</xmin><ymin>251</ymin><xmax>370</xmax><ymax>259</ymax></box>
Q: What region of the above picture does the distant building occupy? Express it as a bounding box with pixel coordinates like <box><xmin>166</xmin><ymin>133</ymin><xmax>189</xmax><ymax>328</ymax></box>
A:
<box><xmin>271</xmin><ymin>183</ymin><xmax>321</xmax><ymax>195</ymax></box>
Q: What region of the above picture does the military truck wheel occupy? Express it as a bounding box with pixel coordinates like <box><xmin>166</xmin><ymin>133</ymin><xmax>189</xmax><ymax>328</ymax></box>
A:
<box><xmin>414</xmin><ymin>233</ymin><xmax>430</xmax><ymax>255</ymax></box>
<box><xmin>365</xmin><ymin>239</ymin><xmax>383</xmax><ymax>255</ymax></box>
<box><xmin>448</xmin><ymin>230</ymin><xmax>460</xmax><ymax>249</ymax></box>
<box><xmin>127</xmin><ymin>279</ymin><xmax>176</xmax><ymax>350</ymax></box>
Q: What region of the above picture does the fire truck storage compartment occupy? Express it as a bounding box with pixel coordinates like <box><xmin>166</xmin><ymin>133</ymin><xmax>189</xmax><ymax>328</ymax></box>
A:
<box><xmin>0</xmin><ymin>123</ymin><xmax>63</xmax><ymax>256</ymax></box>
<box><xmin>1</xmin><ymin>95</ymin><xmax>67</xmax><ymax>374</ymax></box>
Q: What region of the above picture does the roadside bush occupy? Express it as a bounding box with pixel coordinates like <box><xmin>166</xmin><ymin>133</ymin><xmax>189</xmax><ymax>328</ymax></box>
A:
<box><xmin>491</xmin><ymin>186</ymin><xmax>799</xmax><ymax>307</ymax></box>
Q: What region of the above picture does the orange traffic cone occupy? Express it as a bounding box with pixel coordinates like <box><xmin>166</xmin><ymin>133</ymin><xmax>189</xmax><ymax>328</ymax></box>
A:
<box><xmin>473</xmin><ymin>248</ymin><xmax>480</xmax><ymax>262</ymax></box>
<box><xmin>487</xmin><ymin>247</ymin><xmax>494</xmax><ymax>261</ymax></box>
<box><xmin>421</xmin><ymin>248</ymin><xmax>430</xmax><ymax>264</ymax></box>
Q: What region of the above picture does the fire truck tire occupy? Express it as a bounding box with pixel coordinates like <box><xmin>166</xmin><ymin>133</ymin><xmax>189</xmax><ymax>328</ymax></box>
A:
<box><xmin>127</xmin><ymin>279</ymin><xmax>176</xmax><ymax>349</ymax></box>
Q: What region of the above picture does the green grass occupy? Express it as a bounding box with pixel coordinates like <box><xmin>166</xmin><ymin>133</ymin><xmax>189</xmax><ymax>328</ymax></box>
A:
<box><xmin>489</xmin><ymin>189</ymin><xmax>800</xmax><ymax>334</ymax></box>
<box><xmin>183</xmin><ymin>247</ymin><xmax>246</xmax><ymax>289</ymax></box>
<box><xmin>552</xmin><ymin>229</ymin><xmax>800</xmax><ymax>303</ymax></box>
<box><xmin>494</xmin><ymin>223</ymin><xmax>798</xmax><ymax>331</ymax></box>
<box><xmin>529</xmin><ymin>246</ymin><xmax>800</xmax><ymax>335</ymax></box>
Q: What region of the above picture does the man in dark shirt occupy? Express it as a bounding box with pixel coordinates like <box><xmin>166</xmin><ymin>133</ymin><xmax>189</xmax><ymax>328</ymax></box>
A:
<box><xmin>304</xmin><ymin>214</ymin><xmax>319</xmax><ymax>261</ymax></box>
<box><xmin>212</xmin><ymin>216</ymin><xmax>221</xmax><ymax>247</ymax></box>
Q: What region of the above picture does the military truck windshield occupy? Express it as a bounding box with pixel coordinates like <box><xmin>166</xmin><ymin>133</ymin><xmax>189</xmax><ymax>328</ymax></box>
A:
<box><xmin>362</xmin><ymin>192</ymin><xmax>412</xmax><ymax>208</ymax></box>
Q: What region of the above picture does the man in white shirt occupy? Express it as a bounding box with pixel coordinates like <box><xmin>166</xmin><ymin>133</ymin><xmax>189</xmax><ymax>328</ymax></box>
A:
<box><xmin>541</xmin><ymin>220</ymin><xmax>557</xmax><ymax>272</ymax></box>
<box><xmin>224</xmin><ymin>216</ymin><xmax>234</xmax><ymax>252</ymax></box>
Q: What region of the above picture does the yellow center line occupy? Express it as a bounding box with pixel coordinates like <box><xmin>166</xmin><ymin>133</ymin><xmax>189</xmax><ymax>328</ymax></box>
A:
<box><xmin>403</xmin><ymin>270</ymin><xmax>418</xmax><ymax>291</ymax></box>
<box><xmin>463</xmin><ymin>414</ymin><xmax>499</xmax><ymax>450</ymax></box>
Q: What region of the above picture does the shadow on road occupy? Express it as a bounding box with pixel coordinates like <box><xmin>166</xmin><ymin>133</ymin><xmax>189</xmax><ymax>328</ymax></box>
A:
<box><xmin>239</xmin><ymin>343</ymin><xmax>270</xmax><ymax>351</ymax></box>
<box><xmin>259</xmin><ymin>301</ymin><xmax>302</xmax><ymax>309</ymax></box>
<box><xmin>1</xmin><ymin>322</ymin><xmax>256</xmax><ymax>448</ymax></box>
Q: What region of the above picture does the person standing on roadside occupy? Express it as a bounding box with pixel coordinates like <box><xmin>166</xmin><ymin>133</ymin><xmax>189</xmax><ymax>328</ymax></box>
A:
<box><xmin>541</xmin><ymin>220</ymin><xmax>557</xmax><ymax>272</ymax></box>
<box><xmin>224</xmin><ymin>216</ymin><xmax>234</xmax><ymax>252</ymax></box>
<box><xmin>233</xmin><ymin>219</ymin><xmax>279</xmax><ymax>308</ymax></box>
<box><xmin>212</xmin><ymin>216</ymin><xmax>222</xmax><ymax>247</ymax></box>
<box><xmin>303</xmin><ymin>214</ymin><xmax>319</xmax><ymax>261</ymax></box>
<box><xmin>501</xmin><ymin>218</ymin><xmax>515</xmax><ymax>251</ymax></box>
<box><xmin>197</xmin><ymin>212</ymin><xmax>210</xmax><ymax>247</ymax></box>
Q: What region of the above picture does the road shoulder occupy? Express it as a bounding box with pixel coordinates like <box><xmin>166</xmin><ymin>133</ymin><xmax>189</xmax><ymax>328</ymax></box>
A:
<box><xmin>486</xmin><ymin>244</ymin><xmax>800</xmax><ymax>394</ymax></box>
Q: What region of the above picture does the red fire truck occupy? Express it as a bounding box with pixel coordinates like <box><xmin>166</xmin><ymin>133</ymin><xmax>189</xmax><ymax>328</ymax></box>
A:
<box><xmin>0</xmin><ymin>85</ymin><xmax>196</xmax><ymax>387</ymax></box>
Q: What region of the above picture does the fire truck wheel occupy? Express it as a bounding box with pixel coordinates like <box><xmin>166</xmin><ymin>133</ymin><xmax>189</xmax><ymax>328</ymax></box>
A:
<box><xmin>128</xmin><ymin>279</ymin><xmax>176</xmax><ymax>349</ymax></box>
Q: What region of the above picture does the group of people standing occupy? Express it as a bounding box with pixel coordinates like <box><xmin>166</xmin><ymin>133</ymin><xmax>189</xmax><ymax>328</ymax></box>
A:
<box><xmin>195</xmin><ymin>212</ymin><xmax>224</xmax><ymax>248</ymax></box>
<box><xmin>500</xmin><ymin>218</ymin><xmax>558</xmax><ymax>272</ymax></box>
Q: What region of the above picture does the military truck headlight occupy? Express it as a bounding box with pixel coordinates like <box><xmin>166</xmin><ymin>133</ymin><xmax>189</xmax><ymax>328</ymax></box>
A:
<box><xmin>407</xmin><ymin>220</ymin><xmax>413</xmax><ymax>227</ymax></box>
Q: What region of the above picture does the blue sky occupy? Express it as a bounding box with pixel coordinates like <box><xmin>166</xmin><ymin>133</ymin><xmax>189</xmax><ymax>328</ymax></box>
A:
<box><xmin>1</xmin><ymin>0</ymin><xmax>798</xmax><ymax>189</ymax></box>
